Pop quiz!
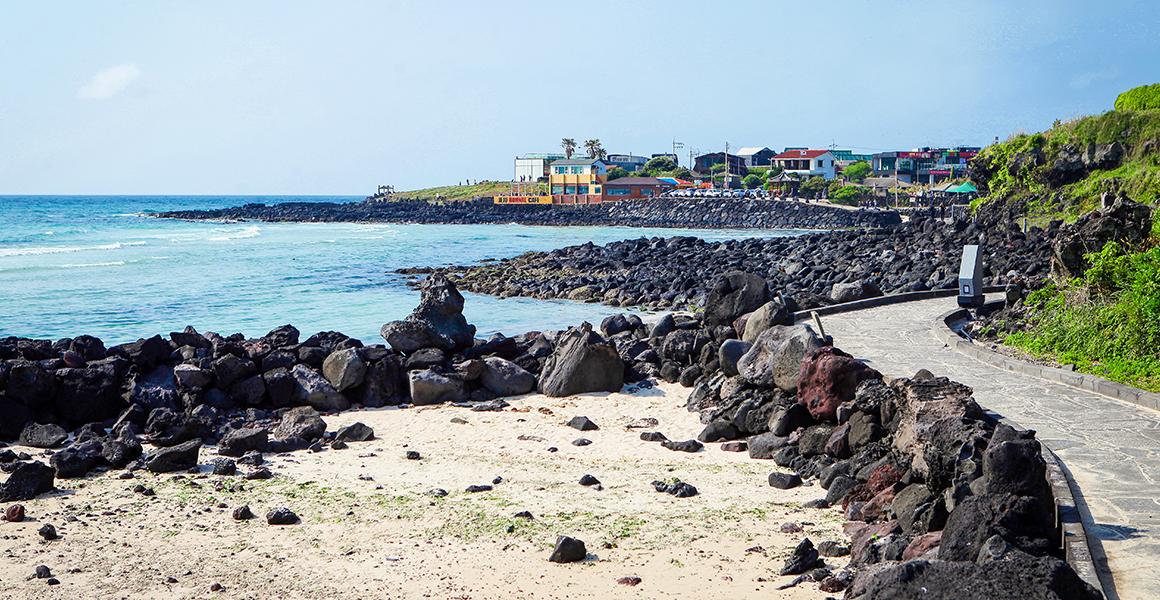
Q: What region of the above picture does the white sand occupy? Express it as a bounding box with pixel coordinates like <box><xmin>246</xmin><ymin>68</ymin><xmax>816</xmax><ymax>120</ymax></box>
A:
<box><xmin>1</xmin><ymin>382</ymin><xmax>847</xmax><ymax>599</ymax></box>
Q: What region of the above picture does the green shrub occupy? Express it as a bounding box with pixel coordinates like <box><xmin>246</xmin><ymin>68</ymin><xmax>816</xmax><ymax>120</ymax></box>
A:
<box><xmin>742</xmin><ymin>173</ymin><xmax>764</xmax><ymax>189</ymax></box>
<box><xmin>843</xmin><ymin>161</ymin><xmax>871</xmax><ymax>182</ymax></box>
<box><xmin>1114</xmin><ymin>83</ymin><xmax>1160</xmax><ymax>112</ymax></box>
<box><xmin>1004</xmin><ymin>241</ymin><xmax>1160</xmax><ymax>391</ymax></box>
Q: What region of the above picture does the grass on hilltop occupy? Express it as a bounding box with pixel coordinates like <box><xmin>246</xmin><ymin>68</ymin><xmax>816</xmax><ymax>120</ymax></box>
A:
<box><xmin>390</xmin><ymin>181</ymin><xmax>545</xmax><ymax>202</ymax></box>
<box><xmin>970</xmin><ymin>94</ymin><xmax>1160</xmax><ymax>219</ymax></box>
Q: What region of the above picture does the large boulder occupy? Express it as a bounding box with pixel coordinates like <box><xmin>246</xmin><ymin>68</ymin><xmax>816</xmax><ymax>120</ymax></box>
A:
<box><xmin>538</xmin><ymin>323</ymin><xmax>624</xmax><ymax>397</ymax></box>
<box><xmin>1051</xmin><ymin>198</ymin><xmax>1153</xmax><ymax>280</ymax></box>
<box><xmin>797</xmin><ymin>346</ymin><xmax>882</xmax><ymax>422</ymax></box>
<box><xmin>738</xmin><ymin>324</ymin><xmax>824</xmax><ymax>392</ymax></box>
<box><xmin>830</xmin><ymin>280</ymin><xmax>883</xmax><ymax>304</ymax></box>
<box><xmin>52</xmin><ymin>360</ymin><xmax>125</xmax><ymax>428</ymax></box>
<box><xmin>0</xmin><ymin>461</ymin><xmax>55</xmax><ymax>502</ymax></box>
<box><xmin>146</xmin><ymin>439</ymin><xmax>202</xmax><ymax>473</ymax></box>
<box><xmin>408</xmin><ymin>369</ymin><xmax>466</xmax><ymax>405</ymax></box>
<box><xmin>289</xmin><ymin>364</ymin><xmax>349</xmax><ymax>412</ymax></box>
<box><xmin>846</xmin><ymin>550</ymin><xmax>1101</xmax><ymax>600</ymax></box>
<box><xmin>380</xmin><ymin>275</ymin><xmax>476</xmax><ymax>353</ymax></box>
<box><xmin>125</xmin><ymin>365</ymin><xmax>181</xmax><ymax>412</ymax></box>
<box><xmin>18</xmin><ymin>423</ymin><xmax>68</xmax><ymax>448</ymax></box>
<box><xmin>5</xmin><ymin>361</ymin><xmax>55</xmax><ymax>408</ymax></box>
<box><xmin>703</xmin><ymin>271</ymin><xmax>770</xmax><ymax>328</ymax></box>
<box><xmin>50</xmin><ymin>440</ymin><xmax>104</xmax><ymax>478</ymax></box>
<box><xmin>356</xmin><ymin>356</ymin><xmax>405</xmax><ymax>407</ymax></box>
<box><xmin>173</xmin><ymin>363</ymin><xmax>214</xmax><ymax>388</ymax></box>
<box><xmin>218</xmin><ymin>427</ymin><xmax>269</xmax><ymax>457</ymax></box>
<box><xmin>741</xmin><ymin>298</ymin><xmax>794</xmax><ymax>342</ymax></box>
<box><xmin>939</xmin><ymin>494</ymin><xmax>1056</xmax><ymax>561</ymax></box>
<box><xmin>273</xmin><ymin>406</ymin><xmax>327</xmax><ymax>442</ymax></box>
<box><xmin>322</xmin><ymin>348</ymin><xmax>366</xmax><ymax>392</ymax></box>
<box><xmin>480</xmin><ymin>357</ymin><xmax>536</xmax><ymax>397</ymax></box>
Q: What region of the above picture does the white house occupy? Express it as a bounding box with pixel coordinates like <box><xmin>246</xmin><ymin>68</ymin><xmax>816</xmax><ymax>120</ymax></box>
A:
<box><xmin>772</xmin><ymin>149</ymin><xmax>837</xmax><ymax>180</ymax></box>
<box><xmin>514</xmin><ymin>153</ymin><xmax>565</xmax><ymax>182</ymax></box>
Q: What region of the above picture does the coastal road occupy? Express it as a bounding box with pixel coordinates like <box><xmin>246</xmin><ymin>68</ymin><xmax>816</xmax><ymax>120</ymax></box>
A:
<box><xmin>820</xmin><ymin>295</ymin><xmax>1159</xmax><ymax>600</ymax></box>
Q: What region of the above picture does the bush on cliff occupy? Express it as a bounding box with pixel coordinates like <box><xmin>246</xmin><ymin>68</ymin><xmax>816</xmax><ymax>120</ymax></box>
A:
<box><xmin>1003</xmin><ymin>238</ymin><xmax>1160</xmax><ymax>392</ymax></box>
<box><xmin>1114</xmin><ymin>83</ymin><xmax>1160</xmax><ymax>112</ymax></box>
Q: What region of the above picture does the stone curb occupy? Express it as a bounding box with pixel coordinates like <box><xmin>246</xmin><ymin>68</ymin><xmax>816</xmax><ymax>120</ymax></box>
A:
<box><xmin>935</xmin><ymin>306</ymin><xmax>1160</xmax><ymax>414</ymax></box>
<box><xmin>792</xmin><ymin>286</ymin><xmax>1006</xmax><ymax>320</ymax></box>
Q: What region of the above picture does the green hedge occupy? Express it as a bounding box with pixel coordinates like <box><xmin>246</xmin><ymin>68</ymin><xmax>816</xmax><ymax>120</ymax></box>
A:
<box><xmin>1114</xmin><ymin>83</ymin><xmax>1160</xmax><ymax>112</ymax></box>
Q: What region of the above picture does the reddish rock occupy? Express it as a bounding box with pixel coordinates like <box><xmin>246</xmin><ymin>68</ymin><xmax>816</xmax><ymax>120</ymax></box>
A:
<box><xmin>720</xmin><ymin>441</ymin><xmax>748</xmax><ymax>452</ymax></box>
<box><xmin>865</xmin><ymin>464</ymin><xmax>904</xmax><ymax>495</ymax></box>
<box><xmin>903</xmin><ymin>531</ymin><xmax>943</xmax><ymax>560</ymax></box>
<box><xmin>4</xmin><ymin>504</ymin><xmax>26</xmax><ymax>522</ymax></box>
<box><xmin>617</xmin><ymin>576</ymin><xmax>642</xmax><ymax>586</ymax></box>
<box><xmin>860</xmin><ymin>486</ymin><xmax>897</xmax><ymax>522</ymax></box>
<box><xmin>797</xmin><ymin>346</ymin><xmax>882</xmax><ymax>422</ymax></box>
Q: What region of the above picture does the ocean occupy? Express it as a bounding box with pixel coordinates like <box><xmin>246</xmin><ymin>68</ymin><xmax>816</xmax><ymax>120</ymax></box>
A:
<box><xmin>0</xmin><ymin>196</ymin><xmax>803</xmax><ymax>345</ymax></box>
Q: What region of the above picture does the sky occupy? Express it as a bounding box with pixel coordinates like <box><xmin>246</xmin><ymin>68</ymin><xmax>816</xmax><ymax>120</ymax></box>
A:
<box><xmin>1</xmin><ymin>0</ymin><xmax>1157</xmax><ymax>195</ymax></box>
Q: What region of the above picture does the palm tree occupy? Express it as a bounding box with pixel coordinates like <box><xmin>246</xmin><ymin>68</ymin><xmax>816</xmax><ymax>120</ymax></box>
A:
<box><xmin>561</xmin><ymin>138</ymin><xmax>576</xmax><ymax>159</ymax></box>
<box><xmin>584</xmin><ymin>139</ymin><xmax>604</xmax><ymax>160</ymax></box>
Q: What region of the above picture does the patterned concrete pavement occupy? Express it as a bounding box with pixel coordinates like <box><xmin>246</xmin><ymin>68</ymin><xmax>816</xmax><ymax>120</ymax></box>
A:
<box><xmin>819</xmin><ymin>295</ymin><xmax>1159</xmax><ymax>600</ymax></box>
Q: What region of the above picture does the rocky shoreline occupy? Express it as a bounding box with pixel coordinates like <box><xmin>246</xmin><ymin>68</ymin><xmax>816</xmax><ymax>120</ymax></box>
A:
<box><xmin>414</xmin><ymin>207</ymin><xmax>1056</xmax><ymax>312</ymax></box>
<box><xmin>154</xmin><ymin>197</ymin><xmax>902</xmax><ymax>230</ymax></box>
<box><xmin>0</xmin><ymin>271</ymin><xmax>1100</xmax><ymax>598</ymax></box>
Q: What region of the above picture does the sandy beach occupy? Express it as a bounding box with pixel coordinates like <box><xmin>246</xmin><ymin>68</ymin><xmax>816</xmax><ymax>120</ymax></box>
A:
<box><xmin>1</xmin><ymin>382</ymin><xmax>846</xmax><ymax>599</ymax></box>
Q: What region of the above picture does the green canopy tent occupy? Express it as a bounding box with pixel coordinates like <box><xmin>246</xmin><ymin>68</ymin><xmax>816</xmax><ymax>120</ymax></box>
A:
<box><xmin>945</xmin><ymin>182</ymin><xmax>978</xmax><ymax>194</ymax></box>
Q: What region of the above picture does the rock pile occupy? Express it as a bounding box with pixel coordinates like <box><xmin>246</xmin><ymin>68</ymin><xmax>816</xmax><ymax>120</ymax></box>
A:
<box><xmin>155</xmin><ymin>197</ymin><xmax>901</xmax><ymax>230</ymax></box>
<box><xmin>0</xmin><ymin>276</ymin><xmax>639</xmax><ymax>491</ymax></box>
<box><xmin>606</xmin><ymin>276</ymin><xmax>1101</xmax><ymax>599</ymax></box>
<box><xmin>420</xmin><ymin>209</ymin><xmax>1054</xmax><ymax>312</ymax></box>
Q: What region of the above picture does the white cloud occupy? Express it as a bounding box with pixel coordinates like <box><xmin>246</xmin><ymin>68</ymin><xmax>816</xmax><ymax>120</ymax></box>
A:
<box><xmin>78</xmin><ymin>64</ymin><xmax>141</xmax><ymax>100</ymax></box>
<box><xmin>1069</xmin><ymin>67</ymin><xmax>1118</xmax><ymax>90</ymax></box>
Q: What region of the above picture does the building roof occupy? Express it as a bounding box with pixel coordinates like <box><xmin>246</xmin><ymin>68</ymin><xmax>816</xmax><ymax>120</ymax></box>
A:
<box><xmin>551</xmin><ymin>158</ymin><xmax>604</xmax><ymax>166</ymax></box>
<box><xmin>736</xmin><ymin>147</ymin><xmax>772</xmax><ymax>157</ymax></box>
<box><xmin>518</xmin><ymin>153</ymin><xmax>566</xmax><ymax>160</ymax></box>
<box><xmin>773</xmin><ymin>149</ymin><xmax>831</xmax><ymax>160</ymax></box>
<box><xmin>604</xmin><ymin>177</ymin><xmax>669</xmax><ymax>186</ymax></box>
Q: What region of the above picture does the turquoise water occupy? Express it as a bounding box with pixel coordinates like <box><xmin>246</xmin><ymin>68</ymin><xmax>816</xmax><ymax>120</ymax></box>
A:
<box><xmin>0</xmin><ymin>196</ymin><xmax>803</xmax><ymax>344</ymax></box>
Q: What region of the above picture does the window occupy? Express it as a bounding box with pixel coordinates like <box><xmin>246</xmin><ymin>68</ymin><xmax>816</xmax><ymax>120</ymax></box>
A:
<box><xmin>577</xmin><ymin>185</ymin><xmax>589</xmax><ymax>194</ymax></box>
<box><xmin>554</xmin><ymin>166</ymin><xmax>566</xmax><ymax>174</ymax></box>
<box><xmin>570</xmin><ymin>166</ymin><xmax>583</xmax><ymax>174</ymax></box>
<box><xmin>607</xmin><ymin>188</ymin><xmax>631</xmax><ymax>196</ymax></box>
<box><xmin>565</xmin><ymin>185</ymin><xmax>576</xmax><ymax>194</ymax></box>
<box><xmin>551</xmin><ymin>185</ymin><xmax>564</xmax><ymax>194</ymax></box>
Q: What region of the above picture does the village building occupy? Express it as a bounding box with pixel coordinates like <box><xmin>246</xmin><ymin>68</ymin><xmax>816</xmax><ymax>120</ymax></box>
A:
<box><xmin>829</xmin><ymin>149</ymin><xmax>873</xmax><ymax>167</ymax></box>
<box><xmin>602</xmin><ymin>176</ymin><xmax>675</xmax><ymax>200</ymax></box>
<box><xmin>772</xmin><ymin>149</ymin><xmax>837</xmax><ymax>180</ymax></box>
<box><xmin>692</xmin><ymin>152</ymin><xmax>746</xmax><ymax>176</ymax></box>
<box><xmin>513</xmin><ymin>153</ymin><xmax>566</xmax><ymax>182</ymax></box>
<box><xmin>604</xmin><ymin>154</ymin><xmax>649</xmax><ymax>172</ymax></box>
<box><xmin>871</xmin><ymin>147</ymin><xmax>980</xmax><ymax>184</ymax></box>
<box><xmin>735</xmin><ymin>146</ymin><xmax>776</xmax><ymax>167</ymax></box>
<box><xmin>547</xmin><ymin>158</ymin><xmax>608</xmax><ymax>204</ymax></box>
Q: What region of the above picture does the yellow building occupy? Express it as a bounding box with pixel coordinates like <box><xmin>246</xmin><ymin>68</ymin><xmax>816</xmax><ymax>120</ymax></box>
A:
<box><xmin>548</xmin><ymin>158</ymin><xmax>607</xmax><ymax>205</ymax></box>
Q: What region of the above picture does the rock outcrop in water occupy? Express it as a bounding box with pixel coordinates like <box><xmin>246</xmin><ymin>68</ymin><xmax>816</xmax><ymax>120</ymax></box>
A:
<box><xmin>417</xmin><ymin>210</ymin><xmax>1055</xmax><ymax>312</ymax></box>
<box><xmin>155</xmin><ymin>197</ymin><xmax>902</xmax><ymax>230</ymax></box>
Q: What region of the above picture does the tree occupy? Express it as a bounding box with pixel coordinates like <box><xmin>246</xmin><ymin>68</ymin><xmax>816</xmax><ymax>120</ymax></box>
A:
<box><xmin>643</xmin><ymin>156</ymin><xmax>677</xmax><ymax>173</ymax></box>
<box><xmin>561</xmin><ymin>138</ymin><xmax>576</xmax><ymax>159</ymax></box>
<box><xmin>800</xmin><ymin>176</ymin><xmax>827</xmax><ymax>197</ymax></box>
<box><xmin>830</xmin><ymin>184</ymin><xmax>866</xmax><ymax>206</ymax></box>
<box><xmin>584</xmin><ymin>139</ymin><xmax>604</xmax><ymax>159</ymax></box>
<box><xmin>607</xmin><ymin>167</ymin><xmax>629</xmax><ymax>180</ymax></box>
<box><xmin>742</xmin><ymin>173</ymin><xmax>764</xmax><ymax>189</ymax></box>
<box><xmin>843</xmin><ymin>161</ymin><xmax>871</xmax><ymax>182</ymax></box>
<box><xmin>709</xmin><ymin>163</ymin><xmax>728</xmax><ymax>173</ymax></box>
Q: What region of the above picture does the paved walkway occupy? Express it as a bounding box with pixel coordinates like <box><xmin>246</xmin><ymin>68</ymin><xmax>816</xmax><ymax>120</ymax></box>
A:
<box><xmin>821</xmin><ymin>295</ymin><xmax>1159</xmax><ymax>600</ymax></box>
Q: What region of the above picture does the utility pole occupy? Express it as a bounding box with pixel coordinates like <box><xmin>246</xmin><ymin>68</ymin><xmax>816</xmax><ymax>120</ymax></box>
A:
<box><xmin>672</xmin><ymin>138</ymin><xmax>685</xmax><ymax>167</ymax></box>
<box><xmin>724</xmin><ymin>141</ymin><xmax>730</xmax><ymax>188</ymax></box>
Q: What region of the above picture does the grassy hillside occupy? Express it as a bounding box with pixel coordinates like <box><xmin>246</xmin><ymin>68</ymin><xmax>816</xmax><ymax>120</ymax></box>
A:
<box><xmin>390</xmin><ymin>181</ymin><xmax>543</xmax><ymax>202</ymax></box>
<box><xmin>970</xmin><ymin>87</ymin><xmax>1160</xmax><ymax>219</ymax></box>
<box><xmin>974</xmin><ymin>84</ymin><xmax>1160</xmax><ymax>392</ymax></box>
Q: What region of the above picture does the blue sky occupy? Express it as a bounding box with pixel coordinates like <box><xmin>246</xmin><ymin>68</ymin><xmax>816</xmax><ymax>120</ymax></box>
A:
<box><xmin>1</xmin><ymin>0</ymin><xmax>1156</xmax><ymax>195</ymax></box>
